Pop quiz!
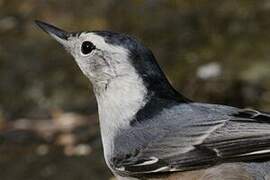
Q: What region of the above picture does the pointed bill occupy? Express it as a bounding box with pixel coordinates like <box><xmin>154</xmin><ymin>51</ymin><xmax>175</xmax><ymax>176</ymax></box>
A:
<box><xmin>35</xmin><ymin>20</ymin><xmax>71</xmax><ymax>47</ymax></box>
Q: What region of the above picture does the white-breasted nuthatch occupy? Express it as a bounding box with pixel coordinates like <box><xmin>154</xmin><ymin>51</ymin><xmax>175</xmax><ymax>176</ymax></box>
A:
<box><xmin>36</xmin><ymin>21</ymin><xmax>270</xmax><ymax>180</ymax></box>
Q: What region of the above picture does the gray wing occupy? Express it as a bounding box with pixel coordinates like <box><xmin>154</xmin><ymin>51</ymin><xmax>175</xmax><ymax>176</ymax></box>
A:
<box><xmin>111</xmin><ymin>103</ymin><xmax>270</xmax><ymax>177</ymax></box>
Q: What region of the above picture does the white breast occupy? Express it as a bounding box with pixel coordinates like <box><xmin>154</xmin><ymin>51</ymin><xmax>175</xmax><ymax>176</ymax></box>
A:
<box><xmin>95</xmin><ymin>59</ymin><xmax>148</xmax><ymax>158</ymax></box>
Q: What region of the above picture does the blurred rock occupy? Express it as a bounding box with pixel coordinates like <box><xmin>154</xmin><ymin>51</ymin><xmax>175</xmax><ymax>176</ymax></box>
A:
<box><xmin>52</xmin><ymin>112</ymin><xmax>90</xmax><ymax>132</ymax></box>
<box><xmin>196</xmin><ymin>62</ymin><xmax>222</xmax><ymax>80</ymax></box>
<box><xmin>0</xmin><ymin>16</ymin><xmax>17</xmax><ymax>31</ymax></box>
<box><xmin>64</xmin><ymin>144</ymin><xmax>92</xmax><ymax>156</ymax></box>
<box><xmin>36</xmin><ymin>144</ymin><xmax>50</xmax><ymax>156</ymax></box>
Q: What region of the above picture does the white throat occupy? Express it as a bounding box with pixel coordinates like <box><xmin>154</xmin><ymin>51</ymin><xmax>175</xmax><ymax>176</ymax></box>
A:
<box><xmin>95</xmin><ymin>68</ymin><xmax>148</xmax><ymax>155</ymax></box>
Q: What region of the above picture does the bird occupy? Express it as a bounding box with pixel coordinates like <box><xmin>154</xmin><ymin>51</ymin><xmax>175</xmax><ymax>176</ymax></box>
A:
<box><xmin>35</xmin><ymin>20</ymin><xmax>270</xmax><ymax>180</ymax></box>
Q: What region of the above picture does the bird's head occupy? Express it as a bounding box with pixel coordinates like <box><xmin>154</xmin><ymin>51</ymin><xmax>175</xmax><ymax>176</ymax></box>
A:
<box><xmin>35</xmin><ymin>20</ymin><xmax>185</xmax><ymax>100</ymax></box>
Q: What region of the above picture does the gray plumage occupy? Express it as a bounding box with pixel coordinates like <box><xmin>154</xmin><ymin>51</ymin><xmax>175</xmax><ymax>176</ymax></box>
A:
<box><xmin>111</xmin><ymin>103</ymin><xmax>270</xmax><ymax>178</ymax></box>
<box><xmin>35</xmin><ymin>20</ymin><xmax>270</xmax><ymax>180</ymax></box>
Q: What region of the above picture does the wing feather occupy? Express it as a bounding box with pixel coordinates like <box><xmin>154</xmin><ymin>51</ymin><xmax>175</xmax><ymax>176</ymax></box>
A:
<box><xmin>112</xmin><ymin>105</ymin><xmax>270</xmax><ymax>177</ymax></box>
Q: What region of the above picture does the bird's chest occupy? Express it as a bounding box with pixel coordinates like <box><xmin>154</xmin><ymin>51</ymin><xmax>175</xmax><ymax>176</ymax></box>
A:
<box><xmin>97</xmin><ymin>114</ymin><xmax>137</xmax><ymax>172</ymax></box>
<box><xmin>95</xmin><ymin>80</ymin><xmax>148</xmax><ymax>160</ymax></box>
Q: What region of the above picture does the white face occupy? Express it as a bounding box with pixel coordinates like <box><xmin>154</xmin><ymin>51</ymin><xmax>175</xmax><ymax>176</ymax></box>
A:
<box><xmin>61</xmin><ymin>33</ymin><xmax>134</xmax><ymax>89</ymax></box>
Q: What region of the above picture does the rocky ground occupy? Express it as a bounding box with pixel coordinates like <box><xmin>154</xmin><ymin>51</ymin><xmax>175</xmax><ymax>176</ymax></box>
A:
<box><xmin>0</xmin><ymin>113</ymin><xmax>112</xmax><ymax>180</ymax></box>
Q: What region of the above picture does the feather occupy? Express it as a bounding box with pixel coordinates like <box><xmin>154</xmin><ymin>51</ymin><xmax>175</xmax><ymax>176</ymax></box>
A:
<box><xmin>110</xmin><ymin>103</ymin><xmax>270</xmax><ymax>178</ymax></box>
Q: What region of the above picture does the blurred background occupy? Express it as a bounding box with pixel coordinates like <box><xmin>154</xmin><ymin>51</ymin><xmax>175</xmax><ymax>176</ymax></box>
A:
<box><xmin>1</xmin><ymin>0</ymin><xmax>270</xmax><ymax>179</ymax></box>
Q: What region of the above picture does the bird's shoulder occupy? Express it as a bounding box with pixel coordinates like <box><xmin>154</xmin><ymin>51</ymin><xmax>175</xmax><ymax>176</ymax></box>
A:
<box><xmin>131</xmin><ymin>99</ymin><xmax>238</xmax><ymax>126</ymax></box>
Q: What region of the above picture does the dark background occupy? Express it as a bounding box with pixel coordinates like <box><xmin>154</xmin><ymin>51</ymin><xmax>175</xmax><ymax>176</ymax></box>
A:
<box><xmin>1</xmin><ymin>0</ymin><xmax>270</xmax><ymax>180</ymax></box>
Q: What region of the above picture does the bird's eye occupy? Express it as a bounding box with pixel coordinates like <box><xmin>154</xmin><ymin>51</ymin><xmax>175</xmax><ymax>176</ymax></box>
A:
<box><xmin>81</xmin><ymin>41</ymin><xmax>95</xmax><ymax>55</ymax></box>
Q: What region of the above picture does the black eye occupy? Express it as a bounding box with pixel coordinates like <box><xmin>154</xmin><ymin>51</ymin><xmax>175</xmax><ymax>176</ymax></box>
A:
<box><xmin>81</xmin><ymin>41</ymin><xmax>95</xmax><ymax>55</ymax></box>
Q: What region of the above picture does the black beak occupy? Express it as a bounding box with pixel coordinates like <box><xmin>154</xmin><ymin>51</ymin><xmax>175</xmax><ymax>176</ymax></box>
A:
<box><xmin>35</xmin><ymin>20</ymin><xmax>70</xmax><ymax>40</ymax></box>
